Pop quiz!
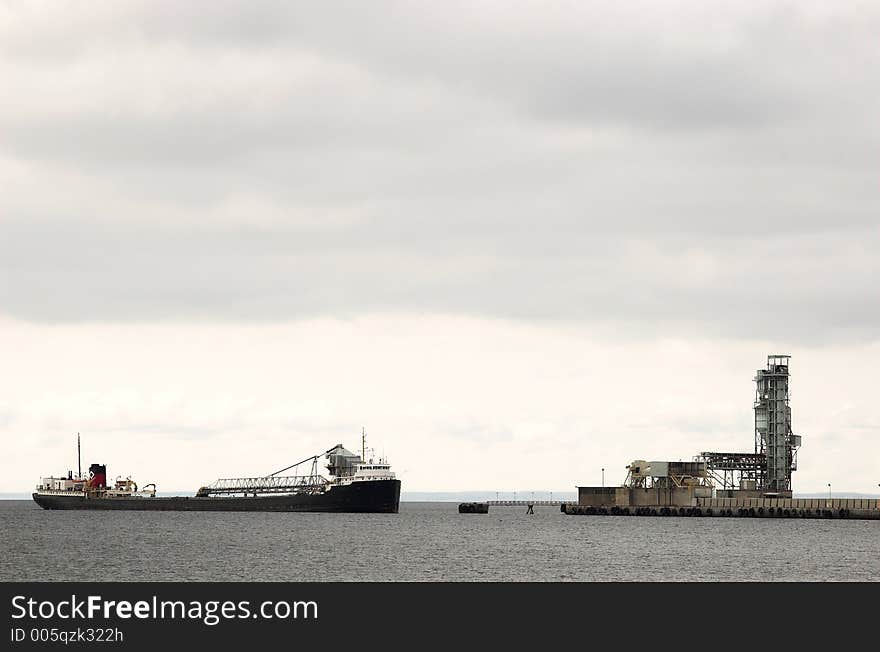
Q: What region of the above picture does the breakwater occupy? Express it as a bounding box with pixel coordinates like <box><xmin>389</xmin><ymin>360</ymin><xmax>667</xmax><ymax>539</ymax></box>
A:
<box><xmin>564</xmin><ymin>496</ymin><xmax>880</xmax><ymax>520</ymax></box>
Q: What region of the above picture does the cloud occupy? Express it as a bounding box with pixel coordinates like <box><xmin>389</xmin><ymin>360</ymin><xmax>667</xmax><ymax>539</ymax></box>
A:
<box><xmin>1</xmin><ymin>217</ymin><xmax>877</xmax><ymax>343</ymax></box>
<box><xmin>0</xmin><ymin>0</ymin><xmax>878</xmax><ymax>342</ymax></box>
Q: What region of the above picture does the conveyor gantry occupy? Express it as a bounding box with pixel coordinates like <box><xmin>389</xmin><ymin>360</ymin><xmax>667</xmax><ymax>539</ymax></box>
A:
<box><xmin>197</xmin><ymin>474</ymin><xmax>329</xmax><ymax>497</ymax></box>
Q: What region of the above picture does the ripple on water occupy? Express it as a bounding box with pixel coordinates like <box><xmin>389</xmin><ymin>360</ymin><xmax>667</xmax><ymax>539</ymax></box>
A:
<box><xmin>1</xmin><ymin>501</ymin><xmax>878</xmax><ymax>581</ymax></box>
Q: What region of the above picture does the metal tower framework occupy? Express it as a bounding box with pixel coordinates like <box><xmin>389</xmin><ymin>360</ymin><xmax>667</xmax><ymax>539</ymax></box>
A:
<box><xmin>754</xmin><ymin>355</ymin><xmax>800</xmax><ymax>492</ymax></box>
<box><xmin>696</xmin><ymin>354</ymin><xmax>803</xmax><ymax>494</ymax></box>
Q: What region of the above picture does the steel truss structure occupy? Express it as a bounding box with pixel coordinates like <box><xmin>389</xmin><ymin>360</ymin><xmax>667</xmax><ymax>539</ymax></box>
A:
<box><xmin>197</xmin><ymin>453</ymin><xmax>329</xmax><ymax>496</ymax></box>
<box><xmin>198</xmin><ymin>474</ymin><xmax>329</xmax><ymax>496</ymax></box>
<box><xmin>696</xmin><ymin>451</ymin><xmax>764</xmax><ymax>490</ymax></box>
<box><xmin>754</xmin><ymin>354</ymin><xmax>800</xmax><ymax>492</ymax></box>
<box><xmin>695</xmin><ymin>355</ymin><xmax>802</xmax><ymax>493</ymax></box>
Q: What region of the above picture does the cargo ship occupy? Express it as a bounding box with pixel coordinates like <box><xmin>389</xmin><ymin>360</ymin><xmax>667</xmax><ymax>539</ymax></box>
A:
<box><xmin>32</xmin><ymin>434</ymin><xmax>400</xmax><ymax>513</ymax></box>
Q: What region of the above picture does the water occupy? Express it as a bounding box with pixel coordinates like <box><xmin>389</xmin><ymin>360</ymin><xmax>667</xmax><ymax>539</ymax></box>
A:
<box><xmin>2</xmin><ymin>501</ymin><xmax>878</xmax><ymax>581</ymax></box>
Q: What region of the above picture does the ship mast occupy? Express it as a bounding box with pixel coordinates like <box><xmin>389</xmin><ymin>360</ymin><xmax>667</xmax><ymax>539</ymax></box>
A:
<box><xmin>77</xmin><ymin>433</ymin><xmax>81</xmax><ymax>480</ymax></box>
<box><xmin>361</xmin><ymin>427</ymin><xmax>366</xmax><ymax>463</ymax></box>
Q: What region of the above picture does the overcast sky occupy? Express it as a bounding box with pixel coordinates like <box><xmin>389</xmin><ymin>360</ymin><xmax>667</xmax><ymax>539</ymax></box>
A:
<box><xmin>1</xmin><ymin>1</ymin><xmax>878</xmax><ymax>493</ymax></box>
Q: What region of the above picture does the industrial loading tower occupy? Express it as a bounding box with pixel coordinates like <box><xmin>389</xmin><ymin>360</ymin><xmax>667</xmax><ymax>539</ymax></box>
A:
<box><xmin>754</xmin><ymin>355</ymin><xmax>802</xmax><ymax>493</ymax></box>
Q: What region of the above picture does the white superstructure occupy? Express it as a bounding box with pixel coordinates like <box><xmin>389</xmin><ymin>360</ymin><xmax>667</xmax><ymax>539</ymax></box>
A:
<box><xmin>334</xmin><ymin>460</ymin><xmax>396</xmax><ymax>486</ymax></box>
<box><xmin>325</xmin><ymin>431</ymin><xmax>396</xmax><ymax>486</ymax></box>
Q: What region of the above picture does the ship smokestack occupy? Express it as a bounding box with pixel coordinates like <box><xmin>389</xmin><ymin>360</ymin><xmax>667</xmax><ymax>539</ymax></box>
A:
<box><xmin>88</xmin><ymin>463</ymin><xmax>106</xmax><ymax>489</ymax></box>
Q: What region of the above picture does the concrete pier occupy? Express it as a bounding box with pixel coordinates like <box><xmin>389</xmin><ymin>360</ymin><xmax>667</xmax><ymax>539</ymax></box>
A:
<box><xmin>563</xmin><ymin>496</ymin><xmax>880</xmax><ymax>520</ymax></box>
<box><xmin>458</xmin><ymin>502</ymin><xmax>489</xmax><ymax>513</ymax></box>
<box><xmin>487</xmin><ymin>500</ymin><xmax>570</xmax><ymax>507</ymax></box>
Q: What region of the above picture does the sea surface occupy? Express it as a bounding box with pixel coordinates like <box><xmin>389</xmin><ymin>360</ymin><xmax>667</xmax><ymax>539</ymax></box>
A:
<box><xmin>2</xmin><ymin>500</ymin><xmax>878</xmax><ymax>581</ymax></box>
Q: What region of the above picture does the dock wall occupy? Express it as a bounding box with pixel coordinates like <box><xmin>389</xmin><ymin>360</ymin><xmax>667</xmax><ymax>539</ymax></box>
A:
<box><xmin>564</xmin><ymin>496</ymin><xmax>880</xmax><ymax>520</ymax></box>
<box><xmin>698</xmin><ymin>496</ymin><xmax>880</xmax><ymax>511</ymax></box>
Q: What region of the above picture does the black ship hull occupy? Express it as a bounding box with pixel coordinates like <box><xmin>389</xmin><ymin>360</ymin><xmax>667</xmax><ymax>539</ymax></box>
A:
<box><xmin>32</xmin><ymin>479</ymin><xmax>400</xmax><ymax>513</ymax></box>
